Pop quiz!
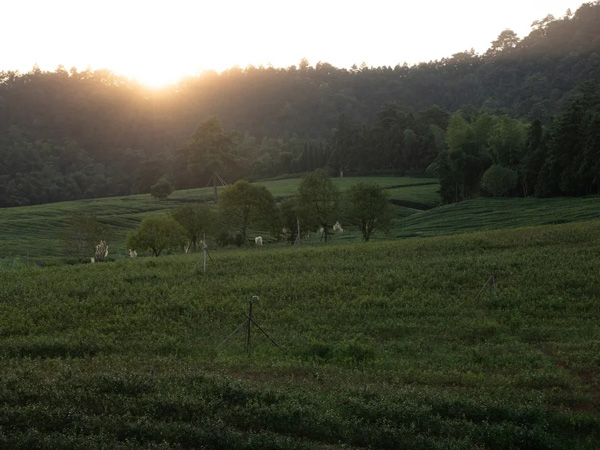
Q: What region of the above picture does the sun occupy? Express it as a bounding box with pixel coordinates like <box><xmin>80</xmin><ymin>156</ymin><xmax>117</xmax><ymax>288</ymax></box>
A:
<box><xmin>119</xmin><ymin>63</ymin><xmax>186</xmax><ymax>88</ymax></box>
<box><xmin>104</xmin><ymin>53</ymin><xmax>205</xmax><ymax>88</ymax></box>
<box><xmin>134</xmin><ymin>70</ymin><xmax>182</xmax><ymax>89</ymax></box>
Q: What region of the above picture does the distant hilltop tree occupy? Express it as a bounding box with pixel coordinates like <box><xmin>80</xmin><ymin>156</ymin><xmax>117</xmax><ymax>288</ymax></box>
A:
<box><xmin>150</xmin><ymin>176</ymin><xmax>174</xmax><ymax>201</ymax></box>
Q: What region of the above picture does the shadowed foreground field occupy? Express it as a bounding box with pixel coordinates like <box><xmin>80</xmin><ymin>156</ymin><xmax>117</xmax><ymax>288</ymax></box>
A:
<box><xmin>0</xmin><ymin>220</ymin><xmax>598</xmax><ymax>448</ymax></box>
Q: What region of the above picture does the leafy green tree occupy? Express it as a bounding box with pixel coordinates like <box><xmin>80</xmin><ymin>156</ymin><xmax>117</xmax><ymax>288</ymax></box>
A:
<box><xmin>367</xmin><ymin>102</ymin><xmax>412</xmax><ymax>172</ymax></box>
<box><xmin>401</xmin><ymin>128</ymin><xmax>420</xmax><ymax>172</ymax></box>
<box><xmin>296</xmin><ymin>142</ymin><xmax>329</xmax><ymax>173</ymax></box>
<box><xmin>435</xmin><ymin>113</ymin><xmax>489</xmax><ymax>203</ymax></box>
<box><xmin>480</xmin><ymin>165</ymin><xmax>518</xmax><ymax>197</ymax></box>
<box><xmin>537</xmin><ymin>83</ymin><xmax>600</xmax><ymax>196</ymax></box>
<box><xmin>343</xmin><ymin>183</ymin><xmax>394</xmax><ymax>241</ymax></box>
<box><xmin>297</xmin><ymin>169</ymin><xmax>339</xmax><ymax>242</ymax></box>
<box><xmin>126</xmin><ymin>216</ymin><xmax>187</xmax><ymax>257</ymax></box>
<box><xmin>579</xmin><ymin>111</ymin><xmax>600</xmax><ymax>194</ymax></box>
<box><xmin>279</xmin><ymin>197</ymin><xmax>311</xmax><ymax>244</ymax></box>
<box><xmin>520</xmin><ymin>119</ymin><xmax>547</xmax><ymax>196</ymax></box>
<box><xmin>182</xmin><ymin>117</ymin><xmax>240</xmax><ymax>188</ymax></box>
<box><xmin>445</xmin><ymin>113</ymin><xmax>474</xmax><ymax>152</ymax></box>
<box><xmin>170</xmin><ymin>204</ymin><xmax>216</xmax><ymax>252</ymax></box>
<box><xmin>486</xmin><ymin>29</ymin><xmax>520</xmax><ymax>56</ymax></box>
<box><xmin>487</xmin><ymin>115</ymin><xmax>527</xmax><ymax>168</ymax></box>
<box><xmin>328</xmin><ymin>114</ymin><xmax>361</xmax><ymax>176</ymax></box>
<box><xmin>59</xmin><ymin>211</ymin><xmax>111</xmax><ymax>262</ymax></box>
<box><xmin>150</xmin><ymin>176</ymin><xmax>174</xmax><ymax>201</ymax></box>
<box><xmin>132</xmin><ymin>160</ymin><xmax>165</xmax><ymax>194</ymax></box>
<box><xmin>218</xmin><ymin>180</ymin><xmax>278</xmax><ymax>244</ymax></box>
<box><xmin>435</xmin><ymin>111</ymin><xmax>500</xmax><ymax>203</ymax></box>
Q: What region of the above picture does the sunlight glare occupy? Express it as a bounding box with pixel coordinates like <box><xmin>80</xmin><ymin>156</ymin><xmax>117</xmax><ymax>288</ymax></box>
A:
<box><xmin>130</xmin><ymin>65</ymin><xmax>184</xmax><ymax>88</ymax></box>
<box><xmin>1</xmin><ymin>0</ymin><xmax>587</xmax><ymax>84</ymax></box>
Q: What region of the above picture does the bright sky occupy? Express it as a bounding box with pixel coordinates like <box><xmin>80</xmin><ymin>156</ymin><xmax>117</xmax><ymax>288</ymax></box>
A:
<box><xmin>2</xmin><ymin>0</ymin><xmax>586</xmax><ymax>87</ymax></box>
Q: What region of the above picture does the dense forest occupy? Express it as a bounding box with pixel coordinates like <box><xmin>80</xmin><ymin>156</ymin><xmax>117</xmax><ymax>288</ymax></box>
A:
<box><xmin>1</xmin><ymin>2</ymin><xmax>600</xmax><ymax>207</ymax></box>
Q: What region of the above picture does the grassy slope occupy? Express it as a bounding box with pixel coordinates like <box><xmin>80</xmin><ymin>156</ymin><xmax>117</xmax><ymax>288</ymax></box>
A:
<box><xmin>257</xmin><ymin>176</ymin><xmax>438</xmax><ymax>198</ymax></box>
<box><xmin>386</xmin><ymin>183</ymin><xmax>441</xmax><ymax>208</ymax></box>
<box><xmin>0</xmin><ymin>221</ymin><xmax>599</xmax><ymax>448</ymax></box>
<box><xmin>0</xmin><ymin>176</ymin><xmax>435</xmax><ymax>261</ymax></box>
<box><xmin>397</xmin><ymin>196</ymin><xmax>600</xmax><ymax>238</ymax></box>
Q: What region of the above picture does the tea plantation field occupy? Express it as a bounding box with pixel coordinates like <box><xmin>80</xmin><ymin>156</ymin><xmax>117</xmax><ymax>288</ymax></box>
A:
<box><xmin>397</xmin><ymin>196</ymin><xmax>600</xmax><ymax>238</ymax></box>
<box><xmin>0</xmin><ymin>220</ymin><xmax>598</xmax><ymax>448</ymax></box>
<box><xmin>0</xmin><ymin>176</ymin><xmax>435</xmax><ymax>262</ymax></box>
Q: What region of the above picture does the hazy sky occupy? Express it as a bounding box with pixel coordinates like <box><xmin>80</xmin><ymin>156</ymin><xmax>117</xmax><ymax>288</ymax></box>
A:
<box><xmin>2</xmin><ymin>0</ymin><xmax>585</xmax><ymax>86</ymax></box>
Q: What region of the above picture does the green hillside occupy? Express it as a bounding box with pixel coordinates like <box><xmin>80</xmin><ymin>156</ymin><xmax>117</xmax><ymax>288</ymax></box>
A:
<box><xmin>396</xmin><ymin>196</ymin><xmax>600</xmax><ymax>238</ymax></box>
<box><xmin>257</xmin><ymin>175</ymin><xmax>437</xmax><ymax>198</ymax></box>
<box><xmin>386</xmin><ymin>183</ymin><xmax>441</xmax><ymax>209</ymax></box>
<box><xmin>0</xmin><ymin>221</ymin><xmax>598</xmax><ymax>448</ymax></box>
<box><xmin>0</xmin><ymin>176</ymin><xmax>435</xmax><ymax>262</ymax></box>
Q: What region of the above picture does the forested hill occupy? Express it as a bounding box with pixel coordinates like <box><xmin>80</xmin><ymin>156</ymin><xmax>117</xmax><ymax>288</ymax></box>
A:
<box><xmin>1</xmin><ymin>1</ymin><xmax>599</xmax><ymax>207</ymax></box>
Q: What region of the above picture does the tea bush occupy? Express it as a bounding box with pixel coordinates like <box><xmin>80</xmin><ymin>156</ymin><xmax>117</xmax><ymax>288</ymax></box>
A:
<box><xmin>0</xmin><ymin>220</ymin><xmax>598</xmax><ymax>447</ymax></box>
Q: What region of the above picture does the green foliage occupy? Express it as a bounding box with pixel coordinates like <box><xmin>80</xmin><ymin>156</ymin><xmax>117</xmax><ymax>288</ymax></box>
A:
<box><xmin>181</xmin><ymin>117</ymin><xmax>241</xmax><ymax>188</ymax></box>
<box><xmin>126</xmin><ymin>215</ymin><xmax>187</xmax><ymax>256</ymax></box>
<box><xmin>214</xmin><ymin>230</ymin><xmax>246</xmax><ymax>247</ymax></box>
<box><xmin>520</xmin><ymin>119</ymin><xmax>547</xmax><ymax>197</ymax></box>
<box><xmin>170</xmin><ymin>204</ymin><xmax>216</xmax><ymax>251</ymax></box>
<box><xmin>59</xmin><ymin>211</ymin><xmax>111</xmax><ymax>262</ymax></box>
<box><xmin>3</xmin><ymin>2</ymin><xmax>600</xmax><ymax>207</ymax></box>
<box><xmin>445</xmin><ymin>113</ymin><xmax>473</xmax><ymax>152</ymax></box>
<box><xmin>436</xmin><ymin>112</ymin><xmax>493</xmax><ymax>203</ymax></box>
<box><xmin>537</xmin><ymin>83</ymin><xmax>600</xmax><ymax>197</ymax></box>
<box><xmin>297</xmin><ymin>169</ymin><xmax>340</xmax><ymax>241</ymax></box>
<box><xmin>328</xmin><ymin>114</ymin><xmax>362</xmax><ymax>175</ymax></box>
<box><xmin>278</xmin><ymin>197</ymin><xmax>310</xmax><ymax>244</ymax></box>
<box><xmin>397</xmin><ymin>196</ymin><xmax>600</xmax><ymax>238</ymax></box>
<box><xmin>218</xmin><ymin>180</ymin><xmax>278</xmax><ymax>243</ymax></box>
<box><xmin>0</xmin><ymin>176</ymin><xmax>435</xmax><ymax>261</ymax></box>
<box><xmin>487</xmin><ymin>29</ymin><xmax>520</xmax><ymax>56</ymax></box>
<box><xmin>385</xmin><ymin>183</ymin><xmax>441</xmax><ymax>209</ymax></box>
<box><xmin>149</xmin><ymin>176</ymin><xmax>174</xmax><ymax>201</ymax></box>
<box><xmin>343</xmin><ymin>183</ymin><xmax>394</xmax><ymax>241</ymax></box>
<box><xmin>480</xmin><ymin>165</ymin><xmax>518</xmax><ymax>197</ymax></box>
<box><xmin>0</xmin><ymin>221</ymin><xmax>600</xmax><ymax>447</ymax></box>
<box><xmin>436</xmin><ymin>112</ymin><xmax>529</xmax><ymax>202</ymax></box>
<box><xmin>435</xmin><ymin>84</ymin><xmax>600</xmax><ymax>202</ymax></box>
<box><xmin>0</xmin><ymin>127</ymin><xmax>112</xmax><ymax>207</ymax></box>
<box><xmin>487</xmin><ymin>115</ymin><xmax>527</xmax><ymax>168</ymax></box>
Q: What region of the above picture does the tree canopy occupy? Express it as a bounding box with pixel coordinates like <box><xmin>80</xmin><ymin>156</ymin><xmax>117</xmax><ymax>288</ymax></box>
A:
<box><xmin>59</xmin><ymin>212</ymin><xmax>111</xmax><ymax>262</ymax></box>
<box><xmin>218</xmin><ymin>180</ymin><xmax>278</xmax><ymax>244</ymax></box>
<box><xmin>343</xmin><ymin>183</ymin><xmax>394</xmax><ymax>241</ymax></box>
<box><xmin>1</xmin><ymin>2</ymin><xmax>600</xmax><ymax>207</ymax></box>
<box><xmin>126</xmin><ymin>216</ymin><xmax>187</xmax><ymax>257</ymax></box>
<box><xmin>150</xmin><ymin>176</ymin><xmax>174</xmax><ymax>201</ymax></box>
<box><xmin>170</xmin><ymin>204</ymin><xmax>216</xmax><ymax>252</ymax></box>
<box><xmin>297</xmin><ymin>170</ymin><xmax>340</xmax><ymax>242</ymax></box>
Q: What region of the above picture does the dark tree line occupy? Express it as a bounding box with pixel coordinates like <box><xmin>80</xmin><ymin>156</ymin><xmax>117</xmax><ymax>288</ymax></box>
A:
<box><xmin>433</xmin><ymin>82</ymin><xmax>600</xmax><ymax>202</ymax></box>
<box><xmin>327</xmin><ymin>105</ymin><xmax>449</xmax><ymax>176</ymax></box>
<box><xmin>1</xmin><ymin>2</ymin><xmax>599</xmax><ymax>206</ymax></box>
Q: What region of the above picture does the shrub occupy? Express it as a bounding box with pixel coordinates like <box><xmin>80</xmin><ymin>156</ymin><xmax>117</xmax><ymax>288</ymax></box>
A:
<box><xmin>126</xmin><ymin>216</ymin><xmax>187</xmax><ymax>256</ymax></box>
<box><xmin>150</xmin><ymin>176</ymin><xmax>174</xmax><ymax>201</ymax></box>
<box><xmin>170</xmin><ymin>204</ymin><xmax>216</xmax><ymax>252</ymax></box>
<box><xmin>480</xmin><ymin>165</ymin><xmax>518</xmax><ymax>197</ymax></box>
